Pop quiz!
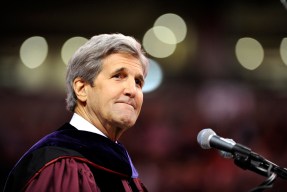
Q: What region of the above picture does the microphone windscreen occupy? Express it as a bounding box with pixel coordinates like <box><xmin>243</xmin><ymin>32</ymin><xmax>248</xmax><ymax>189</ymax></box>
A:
<box><xmin>197</xmin><ymin>128</ymin><xmax>216</xmax><ymax>149</ymax></box>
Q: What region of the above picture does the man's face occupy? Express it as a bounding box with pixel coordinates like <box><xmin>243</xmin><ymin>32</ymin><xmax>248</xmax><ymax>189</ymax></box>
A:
<box><xmin>85</xmin><ymin>53</ymin><xmax>145</xmax><ymax>133</ymax></box>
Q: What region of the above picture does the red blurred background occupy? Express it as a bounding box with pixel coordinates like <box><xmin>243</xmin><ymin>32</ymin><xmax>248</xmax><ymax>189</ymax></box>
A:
<box><xmin>1</xmin><ymin>0</ymin><xmax>287</xmax><ymax>191</ymax></box>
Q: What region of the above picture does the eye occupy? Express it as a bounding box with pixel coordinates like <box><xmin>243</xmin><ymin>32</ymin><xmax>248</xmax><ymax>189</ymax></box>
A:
<box><xmin>112</xmin><ymin>73</ymin><xmax>125</xmax><ymax>79</ymax></box>
<box><xmin>135</xmin><ymin>78</ymin><xmax>144</xmax><ymax>88</ymax></box>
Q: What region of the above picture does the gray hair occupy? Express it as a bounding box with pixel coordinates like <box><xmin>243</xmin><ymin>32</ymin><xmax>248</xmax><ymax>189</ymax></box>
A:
<box><xmin>65</xmin><ymin>33</ymin><xmax>149</xmax><ymax>112</ymax></box>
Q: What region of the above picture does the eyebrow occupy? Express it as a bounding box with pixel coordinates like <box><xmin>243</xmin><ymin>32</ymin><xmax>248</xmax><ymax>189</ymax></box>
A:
<box><xmin>113</xmin><ymin>67</ymin><xmax>125</xmax><ymax>74</ymax></box>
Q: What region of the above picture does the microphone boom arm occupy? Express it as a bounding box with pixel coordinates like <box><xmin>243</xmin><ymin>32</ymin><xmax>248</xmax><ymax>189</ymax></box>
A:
<box><xmin>231</xmin><ymin>145</ymin><xmax>287</xmax><ymax>180</ymax></box>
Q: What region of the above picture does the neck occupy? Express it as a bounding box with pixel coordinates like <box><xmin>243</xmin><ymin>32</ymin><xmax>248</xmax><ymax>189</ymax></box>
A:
<box><xmin>74</xmin><ymin>106</ymin><xmax>123</xmax><ymax>142</ymax></box>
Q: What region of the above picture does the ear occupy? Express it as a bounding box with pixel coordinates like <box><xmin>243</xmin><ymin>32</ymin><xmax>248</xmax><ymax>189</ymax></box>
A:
<box><xmin>73</xmin><ymin>77</ymin><xmax>88</xmax><ymax>102</ymax></box>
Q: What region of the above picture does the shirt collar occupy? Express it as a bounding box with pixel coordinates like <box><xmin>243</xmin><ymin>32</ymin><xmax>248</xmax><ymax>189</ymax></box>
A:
<box><xmin>70</xmin><ymin>113</ymin><xmax>107</xmax><ymax>138</ymax></box>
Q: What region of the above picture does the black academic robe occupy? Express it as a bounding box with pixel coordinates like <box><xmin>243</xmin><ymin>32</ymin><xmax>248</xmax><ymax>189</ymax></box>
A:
<box><xmin>3</xmin><ymin>123</ymin><xmax>147</xmax><ymax>192</ymax></box>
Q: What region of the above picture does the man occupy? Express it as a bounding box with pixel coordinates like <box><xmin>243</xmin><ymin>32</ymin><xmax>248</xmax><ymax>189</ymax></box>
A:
<box><xmin>4</xmin><ymin>33</ymin><xmax>149</xmax><ymax>191</ymax></box>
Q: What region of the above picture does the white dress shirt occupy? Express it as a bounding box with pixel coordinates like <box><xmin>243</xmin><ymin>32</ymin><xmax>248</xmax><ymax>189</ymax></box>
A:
<box><xmin>69</xmin><ymin>113</ymin><xmax>107</xmax><ymax>138</ymax></box>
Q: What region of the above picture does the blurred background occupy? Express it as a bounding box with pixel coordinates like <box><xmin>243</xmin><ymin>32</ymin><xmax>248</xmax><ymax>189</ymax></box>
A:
<box><xmin>1</xmin><ymin>0</ymin><xmax>287</xmax><ymax>191</ymax></box>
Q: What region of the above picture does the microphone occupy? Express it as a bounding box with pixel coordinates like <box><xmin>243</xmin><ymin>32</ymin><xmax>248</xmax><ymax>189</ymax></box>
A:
<box><xmin>197</xmin><ymin>128</ymin><xmax>287</xmax><ymax>182</ymax></box>
<box><xmin>197</xmin><ymin>128</ymin><xmax>252</xmax><ymax>158</ymax></box>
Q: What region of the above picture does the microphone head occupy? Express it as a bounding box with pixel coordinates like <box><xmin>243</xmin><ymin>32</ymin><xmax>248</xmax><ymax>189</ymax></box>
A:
<box><xmin>197</xmin><ymin>128</ymin><xmax>216</xmax><ymax>149</ymax></box>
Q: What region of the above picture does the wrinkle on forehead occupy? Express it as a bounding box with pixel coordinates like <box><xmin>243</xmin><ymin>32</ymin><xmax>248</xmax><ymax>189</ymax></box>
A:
<box><xmin>103</xmin><ymin>53</ymin><xmax>144</xmax><ymax>76</ymax></box>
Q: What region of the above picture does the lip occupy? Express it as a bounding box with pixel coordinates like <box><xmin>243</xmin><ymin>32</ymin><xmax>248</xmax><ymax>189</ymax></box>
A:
<box><xmin>116</xmin><ymin>100</ymin><xmax>136</xmax><ymax>109</ymax></box>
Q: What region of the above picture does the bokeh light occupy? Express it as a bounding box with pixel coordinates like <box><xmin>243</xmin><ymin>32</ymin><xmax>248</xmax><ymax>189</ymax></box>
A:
<box><xmin>20</xmin><ymin>36</ymin><xmax>48</xmax><ymax>69</ymax></box>
<box><xmin>143</xmin><ymin>27</ymin><xmax>176</xmax><ymax>58</ymax></box>
<box><xmin>152</xmin><ymin>26</ymin><xmax>177</xmax><ymax>45</ymax></box>
<box><xmin>143</xmin><ymin>59</ymin><xmax>163</xmax><ymax>93</ymax></box>
<box><xmin>280</xmin><ymin>38</ymin><xmax>287</xmax><ymax>65</ymax></box>
<box><xmin>154</xmin><ymin>13</ymin><xmax>187</xmax><ymax>43</ymax></box>
<box><xmin>61</xmin><ymin>36</ymin><xmax>88</xmax><ymax>65</ymax></box>
<box><xmin>235</xmin><ymin>37</ymin><xmax>264</xmax><ymax>70</ymax></box>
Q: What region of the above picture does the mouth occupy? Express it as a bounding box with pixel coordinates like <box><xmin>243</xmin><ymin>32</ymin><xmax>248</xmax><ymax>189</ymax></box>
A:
<box><xmin>116</xmin><ymin>100</ymin><xmax>136</xmax><ymax>109</ymax></box>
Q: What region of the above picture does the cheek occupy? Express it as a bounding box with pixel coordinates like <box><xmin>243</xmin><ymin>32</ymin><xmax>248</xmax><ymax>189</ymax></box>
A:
<box><xmin>104</xmin><ymin>84</ymin><xmax>120</xmax><ymax>96</ymax></box>
<box><xmin>137</xmin><ymin>93</ymin><xmax>144</xmax><ymax>109</ymax></box>
<box><xmin>86</xmin><ymin>87</ymin><xmax>104</xmax><ymax>109</ymax></box>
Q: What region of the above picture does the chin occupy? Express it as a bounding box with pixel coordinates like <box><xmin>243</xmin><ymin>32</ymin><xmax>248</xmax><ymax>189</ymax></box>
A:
<box><xmin>122</xmin><ymin>120</ymin><xmax>136</xmax><ymax>128</ymax></box>
<box><xmin>112</xmin><ymin>111</ymin><xmax>138</xmax><ymax>128</ymax></box>
<box><xmin>119</xmin><ymin>117</ymin><xmax>136</xmax><ymax>128</ymax></box>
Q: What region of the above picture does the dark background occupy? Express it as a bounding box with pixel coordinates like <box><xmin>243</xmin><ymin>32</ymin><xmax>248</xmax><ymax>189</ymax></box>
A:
<box><xmin>1</xmin><ymin>0</ymin><xmax>287</xmax><ymax>191</ymax></box>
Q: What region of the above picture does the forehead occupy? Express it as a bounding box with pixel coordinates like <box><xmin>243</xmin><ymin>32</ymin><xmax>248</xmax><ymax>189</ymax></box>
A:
<box><xmin>102</xmin><ymin>53</ymin><xmax>144</xmax><ymax>74</ymax></box>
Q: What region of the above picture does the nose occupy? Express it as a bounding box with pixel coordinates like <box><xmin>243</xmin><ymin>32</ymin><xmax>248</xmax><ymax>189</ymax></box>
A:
<box><xmin>123</xmin><ymin>78</ymin><xmax>137</xmax><ymax>97</ymax></box>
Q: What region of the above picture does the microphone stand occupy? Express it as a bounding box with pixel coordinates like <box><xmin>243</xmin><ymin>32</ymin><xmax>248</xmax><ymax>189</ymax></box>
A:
<box><xmin>231</xmin><ymin>147</ymin><xmax>287</xmax><ymax>192</ymax></box>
